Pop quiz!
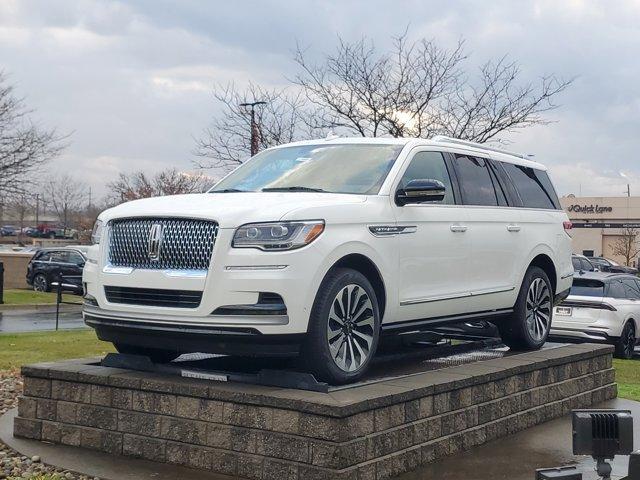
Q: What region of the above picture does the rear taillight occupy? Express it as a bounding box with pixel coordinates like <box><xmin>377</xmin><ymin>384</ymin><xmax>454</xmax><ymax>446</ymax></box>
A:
<box><xmin>563</xmin><ymin>221</ymin><xmax>573</xmax><ymax>231</ymax></box>
<box><xmin>562</xmin><ymin>300</ymin><xmax>617</xmax><ymax>311</ymax></box>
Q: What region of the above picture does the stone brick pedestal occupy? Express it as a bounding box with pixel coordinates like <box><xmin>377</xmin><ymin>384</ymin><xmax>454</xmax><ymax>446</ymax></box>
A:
<box><xmin>14</xmin><ymin>344</ymin><xmax>616</xmax><ymax>479</ymax></box>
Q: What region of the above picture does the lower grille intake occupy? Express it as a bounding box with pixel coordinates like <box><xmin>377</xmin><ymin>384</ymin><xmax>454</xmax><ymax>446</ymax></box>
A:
<box><xmin>104</xmin><ymin>286</ymin><xmax>203</xmax><ymax>309</ymax></box>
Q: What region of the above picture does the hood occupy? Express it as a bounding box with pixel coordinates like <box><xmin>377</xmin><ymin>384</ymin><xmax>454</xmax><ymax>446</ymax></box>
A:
<box><xmin>99</xmin><ymin>192</ymin><xmax>367</xmax><ymax>228</ymax></box>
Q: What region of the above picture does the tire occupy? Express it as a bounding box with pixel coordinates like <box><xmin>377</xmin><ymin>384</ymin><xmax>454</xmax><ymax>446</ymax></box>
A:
<box><xmin>32</xmin><ymin>273</ymin><xmax>50</xmax><ymax>293</ymax></box>
<box><xmin>615</xmin><ymin>321</ymin><xmax>636</xmax><ymax>360</ymax></box>
<box><xmin>114</xmin><ymin>343</ymin><xmax>180</xmax><ymax>363</ymax></box>
<box><xmin>498</xmin><ymin>266</ymin><xmax>553</xmax><ymax>350</ymax></box>
<box><xmin>301</xmin><ymin>268</ymin><xmax>381</xmax><ymax>384</ymax></box>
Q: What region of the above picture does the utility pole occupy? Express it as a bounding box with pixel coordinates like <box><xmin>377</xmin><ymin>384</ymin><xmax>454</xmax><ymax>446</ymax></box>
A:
<box><xmin>239</xmin><ymin>101</ymin><xmax>266</xmax><ymax>156</ymax></box>
<box><xmin>627</xmin><ymin>184</ymin><xmax>631</xmax><ymax>197</ymax></box>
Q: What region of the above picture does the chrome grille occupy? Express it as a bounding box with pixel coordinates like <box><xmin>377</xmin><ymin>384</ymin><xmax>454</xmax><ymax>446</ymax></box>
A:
<box><xmin>108</xmin><ymin>218</ymin><xmax>218</xmax><ymax>270</ymax></box>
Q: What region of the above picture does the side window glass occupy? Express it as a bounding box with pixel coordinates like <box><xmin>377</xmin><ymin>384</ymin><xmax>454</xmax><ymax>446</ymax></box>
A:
<box><xmin>607</xmin><ymin>280</ymin><xmax>626</xmax><ymax>299</ymax></box>
<box><xmin>68</xmin><ymin>252</ymin><xmax>84</xmax><ymax>265</ymax></box>
<box><xmin>453</xmin><ymin>155</ymin><xmax>498</xmax><ymax>206</ymax></box>
<box><xmin>501</xmin><ymin>163</ymin><xmax>558</xmax><ymax>209</ymax></box>
<box><xmin>572</xmin><ymin>257</ymin><xmax>581</xmax><ymax>270</ymax></box>
<box><xmin>581</xmin><ymin>259</ymin><xmax>593</xmax><ymax>271</ymax></box>
<box><xmin>399</xmin><ymin>151</ymin><xmax>455</xmax><ymax>205</ymax></box>
<box><xmin>36</xmin><ymin>252</ymin><xmax>51</xmax><ymax>262</ymax></box>
<box><xmin>488</xmin><ymin>166</ymin><xmax>508</xmax><ymax>206</ymax></box>
<box><xmin>622</xmin><ymin>279</ymin><xmax>640</xmax><ymax>299</ymax></box>
<box><xmin>49</xmin><ymin>251</ymin><xmax>69</xmax><ymax>263</ymax></box>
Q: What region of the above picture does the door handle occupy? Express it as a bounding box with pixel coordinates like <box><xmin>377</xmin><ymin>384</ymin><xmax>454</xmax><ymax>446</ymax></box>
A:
<box><xmin>450</xmin><ymin>224</ymin><xmax>468</xmax><ymax>233</ymax></box>
<box><xmin>507</xmin><ymin>225</ymin><xmax>521</xmax><ymax>232</ymax></box>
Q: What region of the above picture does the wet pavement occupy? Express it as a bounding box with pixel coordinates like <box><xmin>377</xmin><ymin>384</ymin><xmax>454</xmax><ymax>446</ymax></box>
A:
<box><xmin>399</xmin><ymin>397</ymin><xmax>640</xmax><ymax>480</ymax></box>
<box><xmin>0</xmin><ymin>308</ymin><xmax>84</xmax><ymax>332</ymax></box>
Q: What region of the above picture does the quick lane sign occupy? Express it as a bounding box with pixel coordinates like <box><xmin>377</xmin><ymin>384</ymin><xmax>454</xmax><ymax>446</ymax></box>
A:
<box><xmin>567</xmin><ymin>204</ymin><xmax>613</xmax><ymax>214</ymax></box>
<box><xmin>572</xmin><ymin>222</ymin><xmax>640</xmax><ymax>229</ymax></box>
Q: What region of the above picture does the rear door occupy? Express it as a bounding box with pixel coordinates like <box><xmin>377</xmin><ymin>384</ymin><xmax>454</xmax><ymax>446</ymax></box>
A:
<box><xmin>450</xmin><ymin>154</ymin><xmax>521</xmax><ymax>312</ymax></box>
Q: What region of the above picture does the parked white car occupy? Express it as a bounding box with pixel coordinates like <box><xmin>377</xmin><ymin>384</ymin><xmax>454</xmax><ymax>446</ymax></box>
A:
<box><xmin>84</xmin><ymin>136</ymin><xmax>573</xmax><ymax>383</ymax></box>
<box><xmin>551</xmin><ymin>272</ymin><xmax>640</xmax><ymax>359</ymax></box>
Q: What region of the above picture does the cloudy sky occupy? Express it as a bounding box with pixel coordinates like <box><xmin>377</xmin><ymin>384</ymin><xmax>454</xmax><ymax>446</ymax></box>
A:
<box><xmin>1</xmin><ymin>0</ymin><xmax>639</xmax><ymax>199</ymax></box>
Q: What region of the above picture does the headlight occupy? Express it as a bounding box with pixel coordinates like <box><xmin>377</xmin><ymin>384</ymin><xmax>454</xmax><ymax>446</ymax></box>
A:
<box><xmin>91</xmin><ymin>219</ymin><xmax>104</xmax><ymax>245</ymax></box>
<box><xmin>232</xmin><ymin>220</ymin><xmax>325</xmax><ymax>251</ymax></box>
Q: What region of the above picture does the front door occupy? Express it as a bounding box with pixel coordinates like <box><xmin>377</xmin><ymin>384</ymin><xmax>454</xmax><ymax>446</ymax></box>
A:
<box><xmin>393</xmin><ymin>149</ymin><xmax>471</xmax><ymax>323</ymax></box>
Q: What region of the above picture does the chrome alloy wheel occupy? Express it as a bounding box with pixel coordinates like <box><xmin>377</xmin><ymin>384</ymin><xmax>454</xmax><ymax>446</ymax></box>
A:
<box><xmin>525</xmin><ymin>277</ymin><xmax>551</xmax><ymax>342</ymax></box>
<box><xmin>326</xmin><ymin>284</ymin><xmax>375</xmax><ymax>372</ymax></box>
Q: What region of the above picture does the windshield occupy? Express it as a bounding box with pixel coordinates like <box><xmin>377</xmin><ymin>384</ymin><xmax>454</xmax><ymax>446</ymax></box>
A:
<box><xmin>210</xmin><ymin>144</ymin><xmax>404</xmax><ymax>194</ymax></box>
<box><xmin>570</xmin><ymin>278</ymin><xmax>605</xmax><ymax>297</ymax></box>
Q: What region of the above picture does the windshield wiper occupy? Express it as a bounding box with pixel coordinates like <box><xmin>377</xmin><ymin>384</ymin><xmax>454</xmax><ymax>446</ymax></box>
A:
<box><xmin>262</xmin><ymin>186</ymin><xmax>326</xmax><ymax>192</ymax></box>
<box><xmin>210</xmin><ymin>188</ymin><xmax>247</xmax><ymax>193</ymax></box>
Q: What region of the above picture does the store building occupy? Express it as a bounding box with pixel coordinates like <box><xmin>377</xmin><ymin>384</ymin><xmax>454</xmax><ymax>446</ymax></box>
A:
<box><xmin>560</xmin><ymin>195</ymin><xmax>640</xmax><ymax>266</ymax></box>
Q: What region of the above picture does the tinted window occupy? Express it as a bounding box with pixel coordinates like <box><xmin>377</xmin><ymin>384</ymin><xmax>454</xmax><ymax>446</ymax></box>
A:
<box><xmin>580</xmin><ymin>259</ymin><xmax>594</xmax><ymax>271</ymax></box>
<box><xmin>570</xmin><ymin>278</ymin><xmax>605</xmax><ymax>297</ymax></box>
<box><xmin>49</xmin><ymin>251</ymin><xmax>69</xmax><ymax>263</ymax></box>
<box><xmin>607</xmin><ymin>280</ymin><xmax>626</xmax><ymax>299</ymax></box>
<box><xmin>35</xmin><ymin>252</ymin><xmax>51</xmax><ymax>262</ymax></box>
<box><xmin>501</xmin><ymin>162</ymin><xmax>559</xmax><ymax>209</ymax></box>
<box><xmin>68</xmin><ymin>252</ymin><xmax>85</xmax><ymax>265</ymax></box>
<box><xmin>622</xmin><ymin>278</ymin><xmax>640</xmax><ymax>299</ymax></box>
<box><xmin>572</xmin><ymin>257</ymin><xmax>581</xmax><ymax>271</ymax></box>
<box><xmin>453</xmin><ymin>155</ymin><xmax>498</xmax><ymax>206</ymax></box>
<box><xmin>399</xmin><ymin>151</ymin><xmax>455</xmax><ymax>205</ymax></box>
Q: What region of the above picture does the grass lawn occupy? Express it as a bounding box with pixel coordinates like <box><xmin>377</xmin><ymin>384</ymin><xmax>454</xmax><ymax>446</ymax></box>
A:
<box><xmin>0</xmin><ymin>329</ymin><xmax>114</xmax><ymax>371</ymax></box>
<box><xmin>613</xmin><ymin>358</ymin><xmax>640</xmax><ymax>401</ymax></box>
<box><xmin>2</xmin><ymin>288</ymin><xmax>79</xmax><ymax>306</ymax></box>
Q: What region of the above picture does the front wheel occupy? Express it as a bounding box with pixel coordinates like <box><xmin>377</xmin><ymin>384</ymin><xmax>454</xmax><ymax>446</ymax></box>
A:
<box><xmin>114</xmin><ymin>343</ymin><xmax>180</xmax><ymax>363</ymax></box>
<box><xmin>615</xmin><ymin>321</ymin><xmax>636</xmax><ymax>359</ymax></box>
<box><xmin>498</xmin><ymin>266</ymin><xmax>553</xmax><ymax>350</ymax></box>
<box><xmin>301</xmin><ymin>268</ymin><xmax>380</xmax><ymax>385</ymax></box>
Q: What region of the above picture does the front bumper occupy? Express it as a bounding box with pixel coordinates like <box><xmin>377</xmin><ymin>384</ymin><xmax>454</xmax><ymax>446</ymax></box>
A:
<box><xmin>84</xmin><ymin>307</ymin><xmax>304</xmax><ymax>357</ymax></box>
<box><xmin>83</xmin><ymin>227</ymin><xmax>327</xmax><ymax>335</ymax></box>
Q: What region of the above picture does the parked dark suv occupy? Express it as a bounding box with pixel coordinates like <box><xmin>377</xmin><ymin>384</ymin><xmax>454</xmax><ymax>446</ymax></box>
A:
<box><xmin>26</xmin><ymin>248</ymin><xmax>86</xmax><ymax>294</ymax></box>
<box><xmin>589</xmin><ymin>256</ymin><xmax>638</xmax><ymax>275</ymax></box>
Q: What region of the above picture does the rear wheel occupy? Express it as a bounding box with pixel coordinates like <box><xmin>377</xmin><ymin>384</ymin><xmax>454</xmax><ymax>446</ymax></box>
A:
<box><xmin>615</xmin><ymin>321</ymin><xmax>636</xmax><ymax>359</ymax></box>
<box><xmin>499</xmin><ymin>266</ymin><xmax>553</xmax><ymax>350</ymax></box>
<box><xmin>301</xmin><ymin>268</ymin><xmax>380</xmax><ymax>385</ymax></box>
<box><xmin>114</xmin><ymin>343</ymin><xmax>180</xmax><ymax>363</ymax></box>
<box><xmin>33</xmin><ymin>274</ymin><xmax>49</xmax><ymax>293</ymax></box>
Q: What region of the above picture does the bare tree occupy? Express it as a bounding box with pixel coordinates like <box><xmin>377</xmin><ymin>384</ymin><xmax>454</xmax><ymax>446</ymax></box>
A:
<box><xmin>293</xmin><ymin>32</ymin><xmax>572</xmax><ymax>142</ymax></box>
<box><xmin>107</xmin><ymin>168</ymin><xmax>211</xmax><ymax>205</ymax></box>
<box><xmin>43</xmin><ymin>174</ymin><xmax>88</xmax><ymax>235</ymax></box>
<box><xmin>610</xmin><ymin>228</ymin><xmax>640</xmax><ymax>267</ymax></box>
<box><xmin>0</xmin><ymin>73</ymin><xmax>65</xmax><ymax>196</ymax></box>
<box><xmin>194</xmin><ymin>82</ymin><xmax>315</xmax><ymax>170</ymax></box>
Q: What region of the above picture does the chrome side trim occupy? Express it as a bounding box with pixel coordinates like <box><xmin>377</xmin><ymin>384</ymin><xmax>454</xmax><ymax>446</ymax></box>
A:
<box><xmin>561</xmin><ymin>272</ymin><xmax>575</xmax><ymax>279</ymax></box>
<box><xmin>400</xmin><ymin>286</ymin><xmax>515</xmax><ymax>306</ymax></box>
<box><xmin>225</xmin><ymin>265</ymin><xmax>289</xmax><ymax>271</ymax></box>
<box><xmin>368</xmin><ymin>225</ymin><xmax>417</xmax><ymax>237</ymax></box>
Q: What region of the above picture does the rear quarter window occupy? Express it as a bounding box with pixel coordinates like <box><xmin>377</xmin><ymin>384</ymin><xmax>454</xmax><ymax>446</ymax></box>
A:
<box><xmin>570</xmin><ymin>279</ymin><xmax>605</xmax><ymax>297</ymax></box>
<box><xmin>501</xmin><ymin>162</ymin><xmax>560</xmax><ymax>209</ymax></box>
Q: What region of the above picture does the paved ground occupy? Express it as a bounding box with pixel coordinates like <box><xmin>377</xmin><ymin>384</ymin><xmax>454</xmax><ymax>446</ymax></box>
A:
<box><xmin>0</xmin><ymin>308</ymin><xmax>84</xmax><ymax>332</ymax></box>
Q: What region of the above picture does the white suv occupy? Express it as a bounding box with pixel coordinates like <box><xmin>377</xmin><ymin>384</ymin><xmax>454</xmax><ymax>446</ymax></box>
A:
<box><xmin>551</xmin><ymin>272</ymin><xmax>640</xmax><ymax>359</ymax></box>
<box><xmin>84</xmin><ymin>137</ymin><xmax>573</xmax><ymax>384</ymax></box>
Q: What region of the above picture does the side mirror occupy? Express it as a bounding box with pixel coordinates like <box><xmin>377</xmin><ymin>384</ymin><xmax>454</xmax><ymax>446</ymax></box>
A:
<box><xmin>396</xmin><ymin>179</ymin><xmax>446</xmax><ymax>206</ymax></box>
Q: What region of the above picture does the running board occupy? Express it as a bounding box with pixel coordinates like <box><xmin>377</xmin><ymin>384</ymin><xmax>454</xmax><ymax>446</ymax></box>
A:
<box><xmin>381</xmin><ymin>308</ymin><xmax>513</xmax><ymax>334</ymax></box>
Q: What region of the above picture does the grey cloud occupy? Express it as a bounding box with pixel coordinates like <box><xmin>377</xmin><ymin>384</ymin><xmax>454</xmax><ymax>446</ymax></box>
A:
<box><xmin>1</xmin><ymin>0</ymin><xmax>639</xmax><ymax>198</ymax></box>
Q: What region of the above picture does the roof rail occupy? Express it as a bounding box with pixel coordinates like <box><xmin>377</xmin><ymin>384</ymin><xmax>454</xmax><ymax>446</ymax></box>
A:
<box><xmin>431</xmin><ymin>135</ymin><xmax>528</xmax><ymax>159</ymax></box>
